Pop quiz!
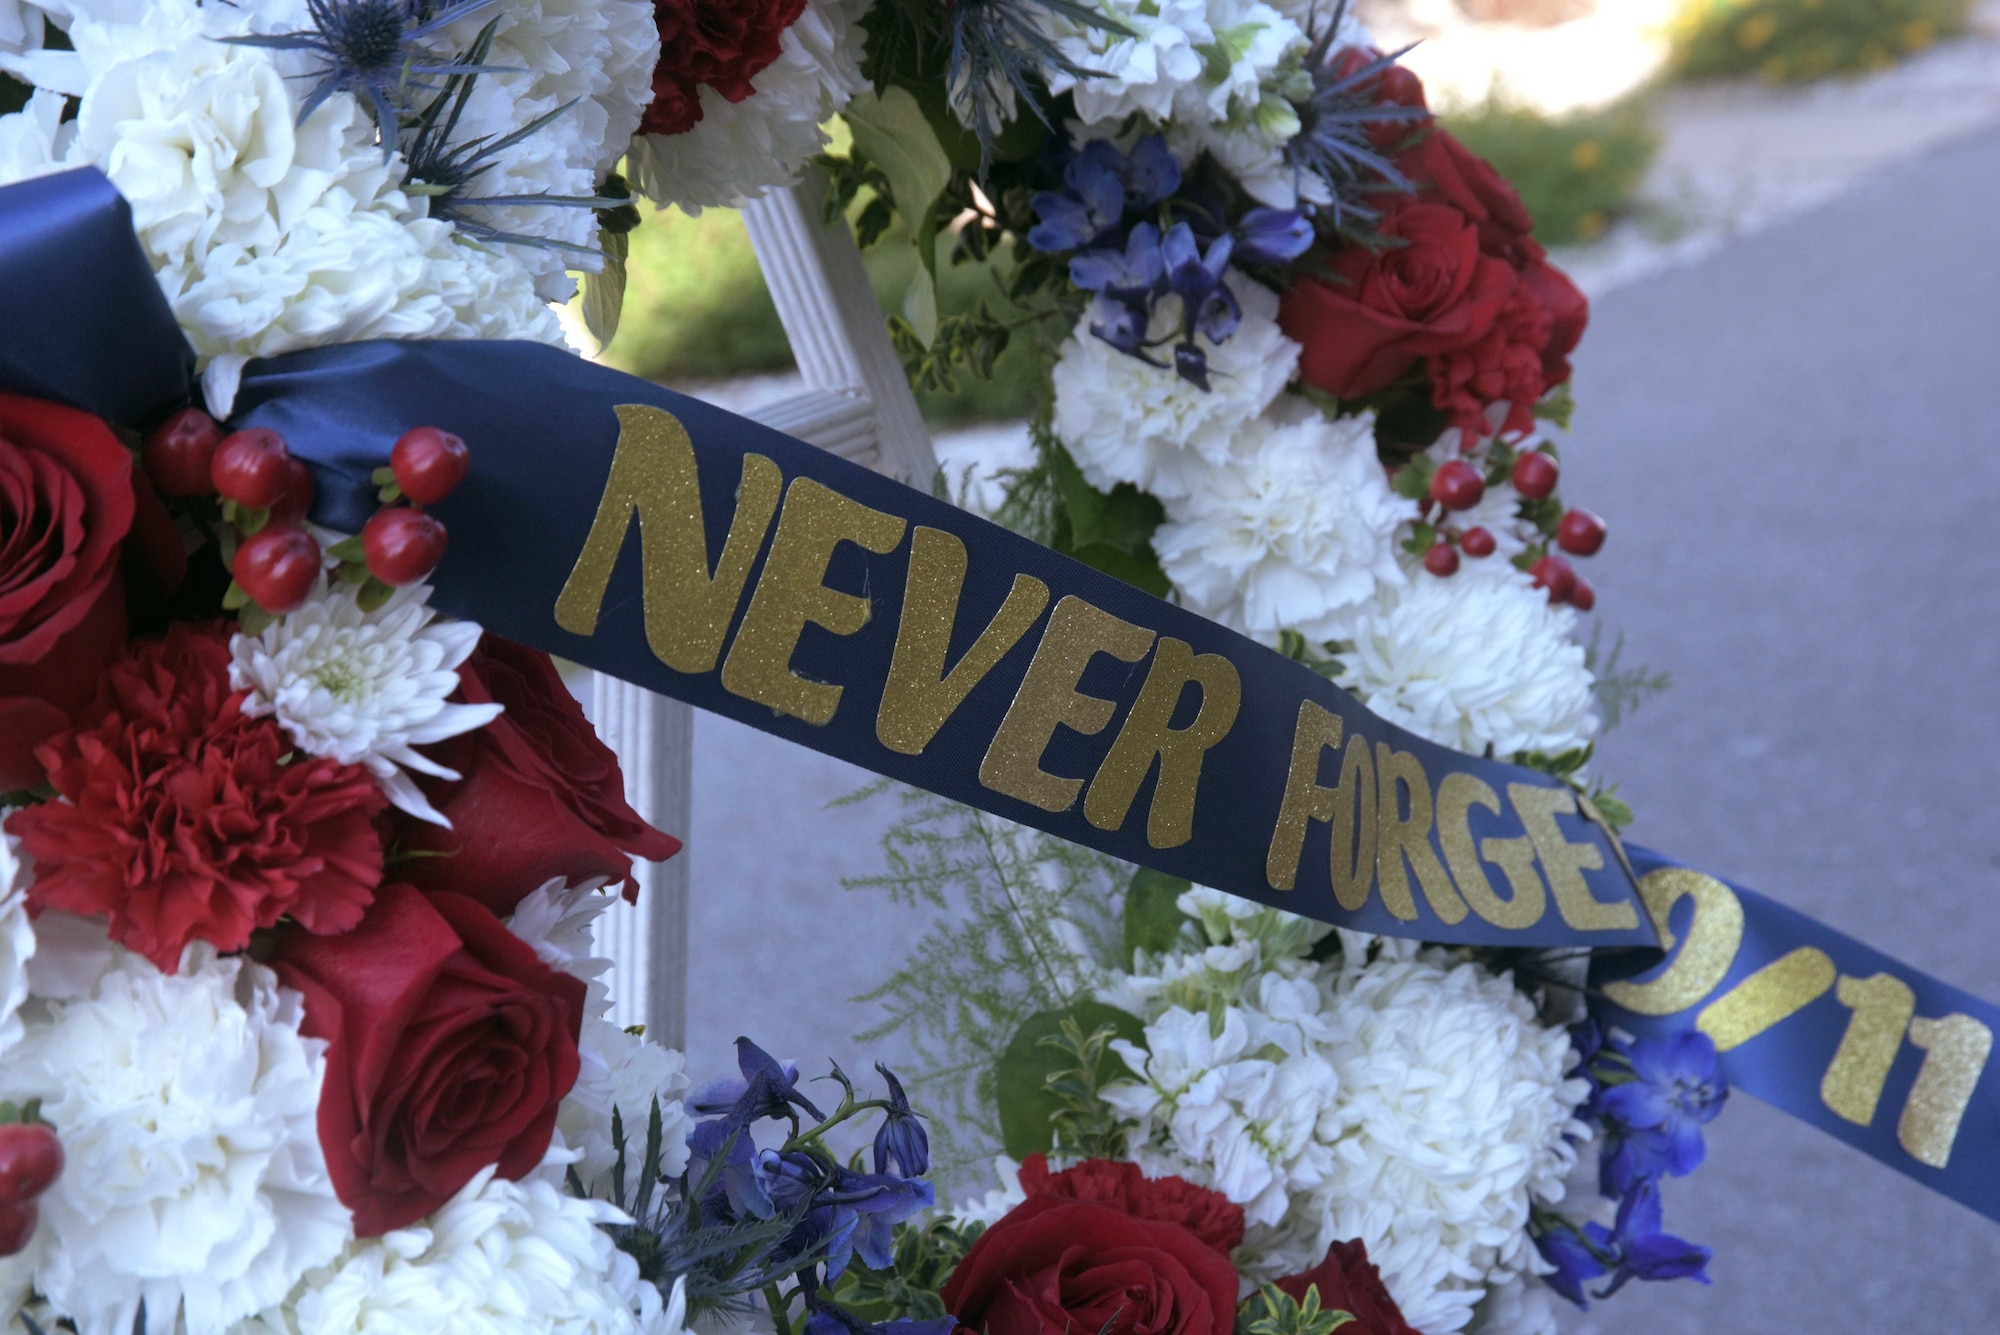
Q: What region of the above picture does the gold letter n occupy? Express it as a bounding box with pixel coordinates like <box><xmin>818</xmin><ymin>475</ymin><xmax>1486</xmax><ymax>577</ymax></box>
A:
<box><xmin>554</xmin><ymin>403</ymin><xmax>783</xmax><ymax>674</ymax></box>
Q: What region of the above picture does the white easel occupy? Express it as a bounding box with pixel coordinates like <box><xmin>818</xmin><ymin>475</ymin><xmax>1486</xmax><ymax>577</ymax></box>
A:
<box><xmin>589</xmin><ymin>171</ymin><xmax>941</xmax><ymax>1045</ymax></box>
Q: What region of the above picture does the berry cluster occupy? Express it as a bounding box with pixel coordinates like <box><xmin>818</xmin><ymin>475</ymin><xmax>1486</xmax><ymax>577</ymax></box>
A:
<box><xmin>1396</xmin><ymin>441</ymin><xmax>1607</xmax><ymax>612</ymax></box>
<box><xmin>0</xmin><ymin>1112</ymin><xmax>63</xmax><ymax>1257</ymax></box>
<box><xmin>143</xmin><ymin>410</ymin><xmax>468</xmax><ymax>620</ymax></box>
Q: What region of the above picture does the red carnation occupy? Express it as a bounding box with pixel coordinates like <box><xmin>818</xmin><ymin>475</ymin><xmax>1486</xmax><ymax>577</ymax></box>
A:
<box><xmin>1274</xmin><ymin>1239</ymin><xmax>1419</xmax><ymax>1335</ymax></box>
<box><xmin>6</xmin><ymin>623</ymin><xmax>385</xmax><ymax>972</ymax></box>
<box><xmin>941</xmin><ymin>1157</ymin><xmax>1243</xmax><ymax>1335</ymax></box>
<box><xmin>640</xmin><ymin>0</ymin><xmax>810</xmax><ymax>137</ymax></box>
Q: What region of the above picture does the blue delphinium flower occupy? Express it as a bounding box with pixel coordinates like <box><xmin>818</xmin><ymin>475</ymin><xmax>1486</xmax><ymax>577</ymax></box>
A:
<box><xmin>1586</xmin><ymin>1179</ymin><xmax>1713</xmax><ymax>1297</ymax></box>
<box><xmin>693</xmin><ymin>1037</ymin><xmax>828</xmax><ymax>1129</ymax></box>
<box><xmin>816</xmin><ymin>1164</ymin><xmax>934</xmax><ymax>1276</ymax></box>
<box><xmin>1533</xmin><ymin>1221</ymin><xmax>1608</xmax><ymax>1307</ymax></box>
<box><xmin>1597</xmin><ymin>1031</ymin><xmax>1727</xmax><ymax>1196</ymax></box>
<box><xmin>1234</xmin><ymin>207</ymin><xmax>1315</xmax><ymax>266</ymax></box>
<box><xmin>871</xmin><ymin>1063</ymin><xmax>929</xmax><ymax>1178</ymax></box>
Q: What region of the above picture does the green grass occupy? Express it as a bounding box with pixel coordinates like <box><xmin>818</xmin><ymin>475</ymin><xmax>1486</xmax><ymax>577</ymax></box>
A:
<box><xmin>1441</xmin><ymin>97</ymin><xmax>1660</xmax><ymax>247</ymax></box>
<box><xmin>599</xmin><ymin>201</ymin><xmax>1042</xmax><ymax>424</ymax></box>
<box><xmin>1665</xmin><ymin>0</ymin><xmax>1974</xmax><ymax>83</ymax></box>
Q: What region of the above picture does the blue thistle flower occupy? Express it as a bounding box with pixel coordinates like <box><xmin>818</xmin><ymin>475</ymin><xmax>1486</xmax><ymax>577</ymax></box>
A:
<box><xmin>225</xmin><ymin>0</ymin><xmax>510</xmax><ymax>154</ymax></box>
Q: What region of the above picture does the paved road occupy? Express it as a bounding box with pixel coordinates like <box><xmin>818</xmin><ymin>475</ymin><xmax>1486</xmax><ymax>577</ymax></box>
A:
<box><xmin>678</xmin><ymin>125</ymin><xmax>2000</xmax><ymax>1330</ymax></box>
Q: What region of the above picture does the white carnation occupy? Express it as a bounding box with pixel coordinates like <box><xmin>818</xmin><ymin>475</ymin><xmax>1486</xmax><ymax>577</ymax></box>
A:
<box><xmin>281</xmin><ymin>1148</ymin><xmax>664</xmax><ymax>1335</ymax></box>
<box><xmin>1153</xmin><ymin>403</ymin><xmax>1414</xmax><ymax>644</ymax></box>
<box><xmin>0</xmin><ymin>818</ymin><xmax>34</xmax><ymax>1058</ymax></box>
<box><xmin>435</xmin><ymin>0</ymin><xmax>661</xmax><ymax>301</ymax></box>
<box><xmin>0</xmin><ymin>0</ymin><xmax>565</xmax><ymax>416</ymax></box>
<box><xmin>1042</xmin><ymin>0</ymin><xmax>1302</xmax><ymax>132</ymax></box>
<box><xmin>0</xmin><ymin>944</ymin><xmax>348</xmax><ymax>1335</ymax></box>
<box><xmin>628</xmin><ymin>0</ymin><xmax>865</xmax><ymax>213</ymax></box>
<box><xmin>230</xmin><ymin>578</ymin><xmax>503</xmax><ymax>827</ymax></box>
<box><xmin>1336</xmin><ymin>562</ymin><xmax>1599</xmax><ymax>759</ymax></box>
<box><xmin>1051</xmin><ymin>274</ymin><xmax>1297</xmax><ymax>499</ymax></box>
<box><xmin>0</xmin><ymin>85</ymin><xmax>64</xmax><ymax>181</ymax></box>
<box><xmin>1310</xmin><ymin>949</ymin><xmax>1588</xmax><ymax>1334</ymax></box>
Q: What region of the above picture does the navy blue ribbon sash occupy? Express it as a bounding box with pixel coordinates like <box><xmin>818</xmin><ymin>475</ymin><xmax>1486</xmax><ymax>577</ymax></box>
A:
<box><xmin>3</xmin><ymin>169</ymin><xmax>1995</xmax><ymax>1220</ymax></box>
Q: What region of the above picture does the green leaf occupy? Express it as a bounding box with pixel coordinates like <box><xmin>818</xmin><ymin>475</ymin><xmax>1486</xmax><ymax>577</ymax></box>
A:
<box><xmin>1048</xmin><ymin>444</ymin><xmax>1163</xmax><ymax>556</ymax></box>
<box><xmin>1392</xmin><ymin>454</ymin><xmax>1435</xmax><ymax>501</ymax></box>
<box><xmin>582</xmin><ymin>227</ymin><xmax>629</xmax><ymax>349</ymax></box>
<box><xmin>1124</xmin><ymin>868</ymin><xmax>1192</xmax><ymax>956</ymax></box>
<box><xmin>846</xmin><ymin>87</ymin><xmax>952</xmax><ymax>347</ymax></box>
<box><xmin>324</xmin><ymin>535</ymin><xmax>366</xmax><ymax>562</ymax></box>
<box><xmin>221</xmin><ymin>579</ymin><xmax>251</xmax><ymax>611</ymax></box>
<box><xmin>1534</xmin><ymin>382</ymin><xmax>1575</xmax><ymax>430</ymax></box>
<box><xmin>996</xmin><ymin>1001</ymin><xmax>1145</xmax><ymax>1160</ymax></box>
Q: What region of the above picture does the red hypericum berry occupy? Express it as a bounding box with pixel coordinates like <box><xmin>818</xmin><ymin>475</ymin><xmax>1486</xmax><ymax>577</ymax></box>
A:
<box><xmin>1511</xmin><ymin>450</ymin><xmax>1558</xmax><ymax>500</ymax></box>
<box><xmin>268</xmin><ymin>459</ymin><xmax>317</xmax><ymax>528</ymax></box>
<box><xmin>1530</xmin><ymin>553</ymin><xmax>1577</xmax><ymax>604</ymax></box>
<box><xmin>233</xmin><ymin>526</ymin><xmax>322</xmax><ymax>614</ymax></box>
<box><xmin>142</xmin><ymin>407</ymin><xmax>225</xmax><ymax>497</ymax></box>
<box><xmin>211</xmin><ymin>428</ymin><xmax>293</xmax><ymax>509</ymax></box>
<box><xmin>1429</xmin><ymin>459</ymin><xmax>1485</xmax><ymax>512</ymax></box>
<box><xmin>0</xmin><ymin>1201</ymin><xmax>35</xmax><ymax>1257</ymax></box>
<box><xmin>1556</xmin><ymin>508</ymin><xmax>1607</xmax><ymax>557</ymax></box>
<box><xmin>1568</xmin><ymin>577</ymin><xmax>1597</xmax><ymax>612</ymax></box>
<box><xmin>1460</xmin><ymin>526</ymin><xmax>1497</xmax><ymax>558</ymax></box>
<box><xmin>0</xmin><ymin>1125</ymin><xmax>61</xmax><ymax>1204</ymax></box>
<box><xmin>1423</xmin><ymin>542</ymin><xmax>1460</xmax><ymax>577</ymax></box>
<box><xmin>362</xmin><ymin>508</ymin><xmax>449</xmax><ymax>587</ymax></box>
<box><xmin>390</xmin><ymin>426</ymin><xmax>470</xmax><ymax>506</ymax></box>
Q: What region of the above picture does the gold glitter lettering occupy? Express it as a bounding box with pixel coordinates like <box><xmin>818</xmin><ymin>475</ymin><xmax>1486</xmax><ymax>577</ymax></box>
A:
<box><xmin>1084</xmin><ymin>638</ymin><xmax>1241</xmax><ymax>848</ymax></box>
<box><xmin>1696</xmin><ymin>946</ymin><xmax>1836</xmax><ymax>1051</ymax></box>
<box><xmin>1603</xmin><ymin>869</ymin><xmax>1745</xmax><ymax>1015</ymax></box>
<box><xmin>876</xmin><ymin>527</ymin><xmax>1049</xmax><ymax>755</ymax></box>
<box><xmin>719</xmin><ymin>477</ymin><xmax>907</xmax><ymax>724</ymax></box>
<box><xmin>1264</xmin><ymin>701</ymin><xmax>1344</xmax><ymax>892</ymax></box>
<box><xmin>1375</xmin><ymin>745</ymin><xmax>1465</xmax><ymax>924</ymax></box>
<box><xmin>554</xmin><ymin>404</ymin><xmax>781</xmax><ymax>672</ymax></box>
<box><xmin>1437</xmin><ymin>773</ymin><xmax>1546</xmax><ymax>930</ymax></box>
<box><xmin>978</xmin><ymin>596</ymin><xmax>1155</xmax><ymax>812</ymax></box>
<box><xmin>1821</xmin><ymin>973</ymin><xmax>1917</xmax><ymax>1126</ymax></box>
<box><xmin>1508</xmin><ymin>784</ymin><xmax>1638</xmax><ymax>933</ymax></box>
<box><xmin>1898</xmin><ymin>1014</ymin><xmax>1993</xmax><ymax>1168</ymax></box>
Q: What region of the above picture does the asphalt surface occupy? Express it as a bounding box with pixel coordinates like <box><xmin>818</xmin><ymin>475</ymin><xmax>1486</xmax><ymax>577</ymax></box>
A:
<box><xmin>679</xmin><ymin>125</ymin><xmax>2000</xmax><ymax>1331</ymax></box>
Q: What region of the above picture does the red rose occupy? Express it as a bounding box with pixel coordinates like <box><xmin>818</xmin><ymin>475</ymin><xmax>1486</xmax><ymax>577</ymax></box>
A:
<box><xmin>1519</xmin><ymin>256</ymin><xmax>1588</xmax><ymax>389</ymax></box>
<box><xmin>272</xmin><ymin>883</ymin><xmax>587</xmax><ymax>1236</ymax></box>
<box><xmin>941</xmin><ymin>1157</ymin><xmax>1243</xmax><ymax>1335</ymax></box>
<box><xmin>1017</xmin><ymin>1154</ymin><xmax>1245</xmax><ymax>1255</ymax></box>
<box><xmin>0</xmin><ymin>392</ymin><xmax>139</xmax><ymax>789</ymax></box>
<box><xmin>640</xmin><ymin>0</ymin><xmax>810</xmax><ymax>137</ymax></box>
<box><xmin>393</xmin><ymin>635</ymin><xmax>680</xmax><ymax>914</ymax></box>
<box><xmin>1281</xmin><ymin>198</ymin><xmax>1519</xmax><ymax>401</ymax></box>
<box><xmin>1274</xmin><ymin>1239</ymin><xmax>1418</xmax><ymax>1335</ymax></box>
<box><xmin>1398</xmin><ymin>129</ymin><xmax>1539</xmax><ymax>265</ymax></box>
<box><xmin>6</xmin><ymin>623</ymin><xmax>385</xmax><ymax>971</ymax></box>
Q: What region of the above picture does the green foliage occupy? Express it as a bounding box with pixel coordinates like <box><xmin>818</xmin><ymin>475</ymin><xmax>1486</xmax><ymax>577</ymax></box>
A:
<box><xmin>1441</xmin><ymin>97</ymin><xmax>1658</xmax><ymax>247</ymax></box>
<box><xmin>1039</xmin><ymin>437</ymin><xmax>1171</xmax><ymax>596</ymax></box>
<box><xmin>1237</xmin><ymin>1283</ymin><xmax>1357</xmax><ymax>1335</ymax></box>
<box><xmin>598</xmin><ymin>204</ymin><xmax>792</xmax><ymax>381</ymax></box>
<box><xmin>828</xmin><ymin>1217</ymin><xmax>986</xmax><ymax>1325</ymax></box>
<box><xmin>844</xmin><ymin>783</ymin><xmax>1126</xmax><ymax>1189</ymax></box>
<box><xmin>1124</xmin><ymin>868</ymin><xmax>1194</xmax><ymax>956</ymax></box>
<box><xmin>1585</xmin><ymin>623</ymin><xmax>1672</xmax><ymax>732</ymax></box>
<box><xmin>995</xmin><ymin>1004</ymin><xmax>1145</xmax><ymax>1160</ymax></box>
<box><xmin>1666</xmin><ymin>0</ymin><xmax>1972</xmax><ymax>83</ymax></box>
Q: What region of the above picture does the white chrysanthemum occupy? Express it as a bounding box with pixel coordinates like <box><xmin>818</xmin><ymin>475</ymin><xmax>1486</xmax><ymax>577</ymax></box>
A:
<box><xmin>230</xmin><ymin>579</ymin><xmax>503</xmax><ymax>827</ymax></box>
<box><xmin>282</xmin><ymin>1147</ymin><xmax>664</xmax><ymax>1335</ymax></box>
<box><xmin>1336</xmin><ymin>562</ymin><xmax>1599</xmax><ymax>759</ymax></box>
<box><xmin>952</xmin><ymin>1157</ymin><xmax>1027</xmax><ymax>1227</ymax></box>
<box><xmin>1310</xmin><ymin>948</ymin><xmax>1589</xmax><ymax>1335</ymax></box>
<box><xmin>1051</xmin><ymin>275</ymin><xmax>1298</xmax><ymax>499</ymax></box>
<box><xmin>0</xmin><ymin>84</ymin><xmax>64</xmax><ymax>181</ymax></box>
<box><xmin>1471</xmin><ymin>1274</ymin><xmax>1561</xmax><ymax>1335</ymax></box>
<box><xmin>0</xmin><ymin>818</ymin><xmax>33</xmax><ymax>1059</ymax></box>
<box><xmin>506</xmin><ymin>880</ymin><xmax>695</xmax><ymax>1200</ymax></box>
<box><xmin>562</xmin><ymin>1018</ymin><xmax>695</xmax><ymax>1201</ymax></box>
<box><xmin>1042</xmin><ymin>0</ymin><xmax>1302</xmax><ymax>131</ymax></box>
<box><xmin>435</xmin><ymin>0</ymin><xmax>660</xmax><ymax>301</ymax></box>
<box><xmin>628</xmin><ymin>0</ymin><xmax>865</xmax><ymax>213</ymax></box>
<box><xmin>0</xmin><ymin>0</ymin><xmax>565</xmax><ymax>416</ymax></box>
<box><xmin>0</xmin><ymin>943</ymin><xmax>349</xmax><ymax>1335</ymax></box>
<box><xmin>1153</xmin><ymin>402</ymin><xmax>1414</xmax><ymax>644</ymax></box>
